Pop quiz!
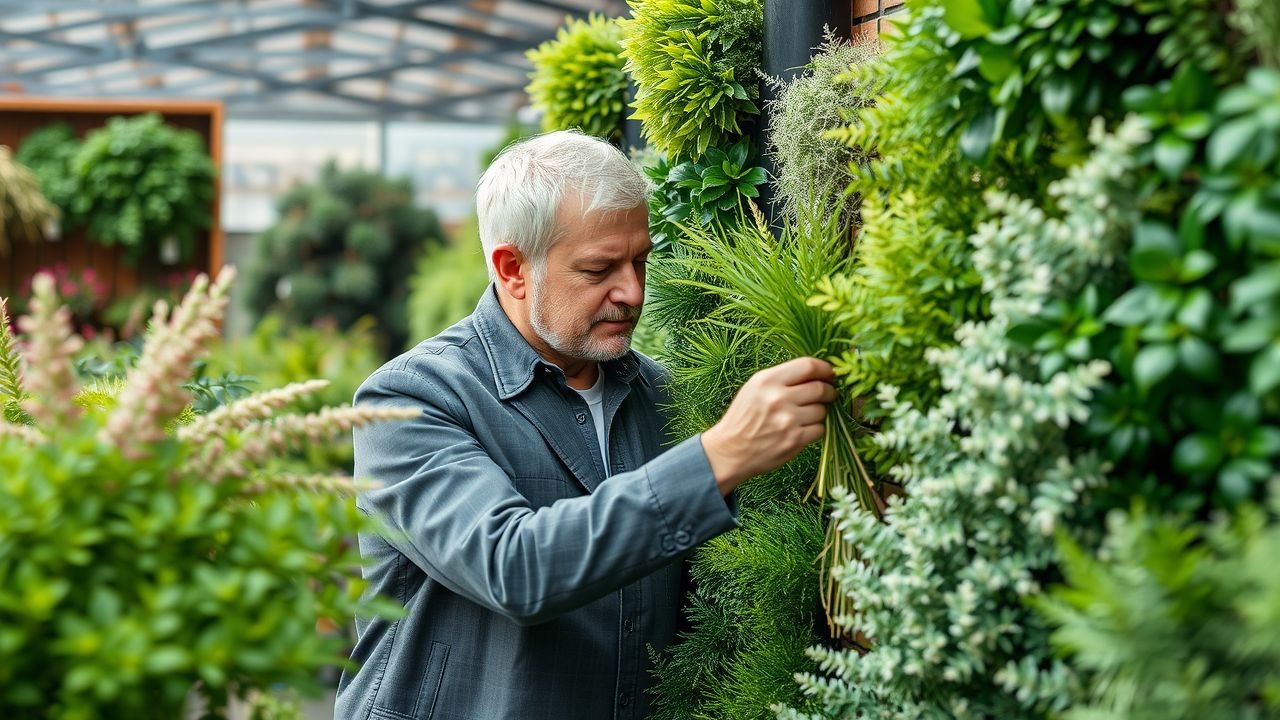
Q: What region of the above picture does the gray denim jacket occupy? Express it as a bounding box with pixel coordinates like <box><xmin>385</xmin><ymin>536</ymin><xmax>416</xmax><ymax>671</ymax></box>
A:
<box><xmin>336</xmin><ymin>286</ymin><xmax>739</xmax><ymax>720</ymax></box>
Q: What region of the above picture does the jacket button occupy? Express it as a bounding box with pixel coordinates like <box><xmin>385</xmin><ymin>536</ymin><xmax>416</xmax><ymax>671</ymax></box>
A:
<box><xmin>619</xmin><ymin>692</ymin><xmax>631</xmax><ymax>707</ymax></box>
<box><xmin>575</xmin><ymin>412</ymin><xmax>587</xmax><ymax>424</ymax></box>
<box><xmin>659</xmin><ymin>535</ymin><xmax>675</xmax><ymax>552</ymax></box>
<box><xmin>623</xmin><ymin>617</ymin><xmax>635</xmax><ymax>634</ymax></box>
<box><xmin>674</xmin><ymin>530</ymin><xmax>691</xmax><ymax>546</ymax></box>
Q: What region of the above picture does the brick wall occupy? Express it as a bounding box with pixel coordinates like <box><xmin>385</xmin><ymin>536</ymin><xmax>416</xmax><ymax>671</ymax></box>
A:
<box><xmin>852</xmin><ymin>0</ymin><xmax>906</xmax><ymax>41</ymax></box>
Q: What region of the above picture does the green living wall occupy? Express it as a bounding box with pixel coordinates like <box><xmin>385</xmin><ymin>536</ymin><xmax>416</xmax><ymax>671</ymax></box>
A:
<box><xmin>529</xmin><ymin>1</ymin><xmax>1280</xmax><ymax>717</ymax></box>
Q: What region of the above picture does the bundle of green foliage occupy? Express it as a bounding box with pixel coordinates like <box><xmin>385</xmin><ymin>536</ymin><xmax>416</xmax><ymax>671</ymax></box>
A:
<box><xmin>0</xmin><ymin>269</ymin><xmax>409</xmax><ymax>717</ymax></box>
<box><xmin>243</xmin><ymin>162</ymin><xmax>444</xmax><ymax>355</ymax></box>
<box><xmin>71</xmin><ymin>113</ymin><xmax>215</xmax><ymax>263</ymax></box>
<box><xmin>1039</xmin><ymin>487</ymin><xmax>1280</xmax><ymax>720</ymax></box>
<box><xmin>525</xmin><ymin>14</ymin><xmax>629</xmax><ymax>141</ymax></box>
<box><xmin>764</xmin><ymin>33</ymin><xmax>877</xmax><ymax>224</ymax></box>
<box><xmin>646</xmin><ymin>199</ymin><xmax>878</xmax><ymax>718</ymax></box>
<box><xmin>14</xmin><ymin>122</ymin><xmax>80</xmax><ymax>228</ymax></box>
<box><xmin>0</xmin><ymin>146</ymin><xmax>59</xmax><ymax>255</ymax></box>
<box><xmin>405</xmin><ymin>216</ymin><xmax>490</xmax><ymax>344</ymax></box>
<box><xmin>620</xmin><ymin>0</ymin><xmax>763</xmax><ymax>160</ymax></box>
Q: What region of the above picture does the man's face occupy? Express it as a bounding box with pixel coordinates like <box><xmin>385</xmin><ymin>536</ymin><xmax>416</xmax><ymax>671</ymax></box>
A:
<box><xmin>528</xmin><ymin>205</ymin><xmax>651</xmax><ymax>363</ymax></box>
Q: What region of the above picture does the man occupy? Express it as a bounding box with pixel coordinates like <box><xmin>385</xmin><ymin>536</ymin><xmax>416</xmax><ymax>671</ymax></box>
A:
<box><xmin>337</xmin><ymin>130</ymin><xmax>835</xmax><ymax>720</ymax></box>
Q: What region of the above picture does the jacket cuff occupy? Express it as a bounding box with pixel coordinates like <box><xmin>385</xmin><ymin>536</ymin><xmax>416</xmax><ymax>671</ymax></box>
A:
<box><xmin>643</xmin><ymin>434</ymin><xmax>739</xmax><ymax>556</ymax></box>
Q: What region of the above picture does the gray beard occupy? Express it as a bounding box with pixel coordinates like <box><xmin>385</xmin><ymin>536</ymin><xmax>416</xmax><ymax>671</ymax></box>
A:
<box><xmin>529</xmin><ymin>276</ymin><xmax>633</xmax><ymax>363</ymax></box>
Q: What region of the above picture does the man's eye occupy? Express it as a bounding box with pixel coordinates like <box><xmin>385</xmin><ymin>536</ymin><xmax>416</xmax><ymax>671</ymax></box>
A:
<box><xmin>584</xmin><ymin>267</ymin><xmax>609</xmax><ymax>276</ymax></box>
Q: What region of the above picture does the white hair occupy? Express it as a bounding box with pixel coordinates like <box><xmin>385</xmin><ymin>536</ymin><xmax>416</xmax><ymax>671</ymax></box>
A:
<box><xmin>476</xmin><ymin>130</ymin><xmax>649</xmax><ymax>281</ymax></box>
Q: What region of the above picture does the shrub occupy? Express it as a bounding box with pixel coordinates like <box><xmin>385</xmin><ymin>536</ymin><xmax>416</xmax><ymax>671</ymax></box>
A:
<box><xmin>0</xmin><ymin>269</ymin><xmax>411</xmax><ymax>717</ymax></box>
<box><xmin>68</xmin><ymin>113</ymin><xmax>216</xmax><ymax>264</ymax></box>
<box><xmin>765</xmin><ymin>33</ymin><xmax>877</xmax><ymax>224</ymax></box>
<box><xmin>0</xmin><ymin>146</ymin><xmax>60</xmax><ymax>256</ymax></box>
<box><xmin>526</xmin><ymin>14</ymin><xmax>629</xmax><ymax>141</ymax></box>
<box><xmin>620</xmin><ymin>0</ymin><xmax>762</xmax><ymax>160</ymax></box>
<box><xmin>243</xmin><ymin>162</ymin><xmax>444</xmax><ymax>354</ymax></box>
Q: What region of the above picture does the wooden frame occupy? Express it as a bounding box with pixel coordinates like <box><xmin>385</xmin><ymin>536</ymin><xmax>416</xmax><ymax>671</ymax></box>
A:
<box><xmin>0</xmin><ymin>97</ymin><xmax>223</xmax><ymax>302</ymax></box>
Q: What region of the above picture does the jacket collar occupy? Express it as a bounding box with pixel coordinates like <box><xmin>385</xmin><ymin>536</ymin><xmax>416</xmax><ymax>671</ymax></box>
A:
<box><xmin>471</xmin><ymin>284</ymin><xmax>642</xmax><ymax>400</ymax></box>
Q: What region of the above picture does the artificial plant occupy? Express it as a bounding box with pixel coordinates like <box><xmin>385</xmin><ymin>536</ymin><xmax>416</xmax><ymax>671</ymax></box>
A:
<box><xmin>0</xmin><ymin>269</ymin><xmax>411</xmax><ymax>717</ymax></box>
<box><xmin>68</xmin><ymin>113</ymin><xmax>216</xmax><ymax>264</ymax></box>
<box><xmin>0</xmin><ymin>146</ymin><xmax>60</xmax><ymax>255</ymax></box>
<box><xmin>243</xmin><ymin>162</ymin><xmax>444</xmax><ymax>355</ymax></box>
<box><xmin>525</xmin><ymin>14</ymin><xmax>629</xmax><ymax>141</ymax></box>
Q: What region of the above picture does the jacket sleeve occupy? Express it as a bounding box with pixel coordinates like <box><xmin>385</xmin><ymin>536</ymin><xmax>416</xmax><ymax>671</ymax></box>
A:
<box><xmin>352</xmin><ymin>367</ymin><xmax>739</xmax><ymax>626</ymax></box>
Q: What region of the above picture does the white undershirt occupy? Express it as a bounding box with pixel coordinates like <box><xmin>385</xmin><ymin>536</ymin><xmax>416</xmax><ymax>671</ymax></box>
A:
<box><xmin>572</xmin><ymin>371</ymin><xmax>608</xmax><ymax>472</ymax></box>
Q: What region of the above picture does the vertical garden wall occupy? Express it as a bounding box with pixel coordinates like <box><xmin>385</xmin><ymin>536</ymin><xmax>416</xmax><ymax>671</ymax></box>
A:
<box><xmin>526</xmin><ymin>0</ymin><xmax>1280</xmax><ymax>718</ymax></box>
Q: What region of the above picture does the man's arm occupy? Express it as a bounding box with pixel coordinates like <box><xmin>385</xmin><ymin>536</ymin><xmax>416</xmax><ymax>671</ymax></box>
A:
<box><xmin>354</xmin><ymin>367</ymin><xmax>736</xmax><ymax>626</ymax></box>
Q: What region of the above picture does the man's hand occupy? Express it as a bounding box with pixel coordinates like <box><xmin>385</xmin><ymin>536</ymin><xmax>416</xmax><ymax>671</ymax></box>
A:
<box><xmin>701</xmin><ymin>357</ymin><xmax>836</xmax><ymax>496</ymax></box>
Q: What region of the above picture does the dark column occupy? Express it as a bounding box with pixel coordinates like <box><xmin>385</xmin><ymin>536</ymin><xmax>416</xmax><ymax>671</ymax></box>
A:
<box><xmin>757</xmin><ymin>0</ymin><xmax>846</xmax><ymax>226</ymax></box>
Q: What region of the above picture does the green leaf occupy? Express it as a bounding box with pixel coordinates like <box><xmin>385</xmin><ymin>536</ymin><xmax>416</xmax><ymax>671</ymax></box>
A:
<box><xmin>1177</xmin><ymin>336</ymin><xmax>1220</xmax><ymax>381</ymax></box>
<box><xmin>1178</xmin><ymin>249</ymin><xmax>1217</xmax><ymax>283</ymax></box>
<box><xmin>1245</xmin><ymin>426</ymin><xmax>1280</xmax><ymax>458</ymax></box>
<box><xmin>1176</xmin><ymin>288</ymin><xmax>1214</xmax><ymax>333</ymax></box>
<box><xmin>1207</xmin><ymin>117</ymin><xmax>1259</xmax><ymax>170</ymax></box>
<box><xmin>1172</xmin><ymin>433</ymin><xmax>1224</xmax><ymax>474</ymax></box>
<box><xmin>1224</xmin><ymin>318</ymin><xmax>1277</xmax><ymax>353</ymax></box>
<box><xmin>1041</xmin><ymin>74</ymin><xmax>1077</xmax><ymax>120</ymax></box>
<box><xmin>1250</xmin><ymin>343</ymin><xmax>1280</xmax><ymax>394</ymax></box>
<box><xmin>959</xmin><ymin>107</ymin><xmax>998</xmax><ymax>163</ymax></box>
<box><xmin>740</xmin><ymin>166</ymin><xmax>767</xmax><ymax>186</ymax></box>
<box><xmin>1104</xmin><ymin>286</ymin><xmax>1158</xmax><ymax>326</ymax></box>
<box><xmin>1130</xmin><ymin>221</ymin><xmax>1182</xmax><ymax>282</ymax></box>
<box><xmin>940</xmin><ymin>0</ymin><xmax>993</xmax><ymax>38</ymax></box>
<box><xmin>1230</xmin><ymin>263</ymin><xmax>1280</xmax><ymax>314</ymax></box>
<box><xmin>1154</xmin><ymin>134</ymin><xmax>1194</xmax><ymax>178</ymax></box>
<box><xmin>1133</xmin><ymin>343</ymin><xmax>1178</xmax><ymax>390</ymax></box>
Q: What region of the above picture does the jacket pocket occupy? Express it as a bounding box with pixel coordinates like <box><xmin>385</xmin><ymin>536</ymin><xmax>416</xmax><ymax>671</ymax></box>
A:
<box><xmin>370</xmin><ymin>640</ymin><xmax>450</xmax><ymax>720</ymax></box>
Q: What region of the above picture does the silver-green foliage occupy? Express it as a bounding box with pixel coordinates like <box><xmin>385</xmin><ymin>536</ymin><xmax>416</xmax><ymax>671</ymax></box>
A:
<box><xmin>765</xmin><ymin>33</ymin><xmax>878</xmax><ymax>224</ymax></box>
<box><xmin>779</xmin><ymin>118</ymin><xmax>1150</xmax><ymax>720</ymax></box>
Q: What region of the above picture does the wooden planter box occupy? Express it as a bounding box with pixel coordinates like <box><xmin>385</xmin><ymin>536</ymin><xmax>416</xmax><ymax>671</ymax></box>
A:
<box><xmin>0</xmin><ymin>97</ymin><xmax>223</xmax><ymax>303</ymax></box>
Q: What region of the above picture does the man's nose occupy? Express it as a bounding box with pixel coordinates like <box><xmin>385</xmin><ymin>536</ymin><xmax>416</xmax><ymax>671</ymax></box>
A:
<box><xmin>610</xmin><ymin>263</ymin><xmax>644</xmax><ymax>308</ymax></box>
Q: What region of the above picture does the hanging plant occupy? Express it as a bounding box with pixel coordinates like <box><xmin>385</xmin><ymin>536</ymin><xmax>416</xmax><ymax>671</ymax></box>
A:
<box><xmin>0</xmin><ymin>146</ymin><xmax>60</xmax><ymax>255</ymax></box>
<box><xmin>69</xmin><ymin>113</ymin><xmax>215</xmax><ymax>265</ymax></box>
<box><xmin>525</xmin><ymin>14</ymin><xmax>629</xmax><ymax>141</ymax></box>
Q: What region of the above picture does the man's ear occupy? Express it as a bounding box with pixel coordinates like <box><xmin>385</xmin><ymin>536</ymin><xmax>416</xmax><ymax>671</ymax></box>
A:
<box><xmin>491</xmin><ymin>243</ymin><xmax>530</xmax><ymax>300</ymax></box>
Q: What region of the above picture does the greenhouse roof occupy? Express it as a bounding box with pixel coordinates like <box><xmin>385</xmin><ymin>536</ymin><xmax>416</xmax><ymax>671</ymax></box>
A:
<box><xmin>0</xmin><ymin>0</ymin><xmax>627</xmax><ymax>122</ymax></box>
